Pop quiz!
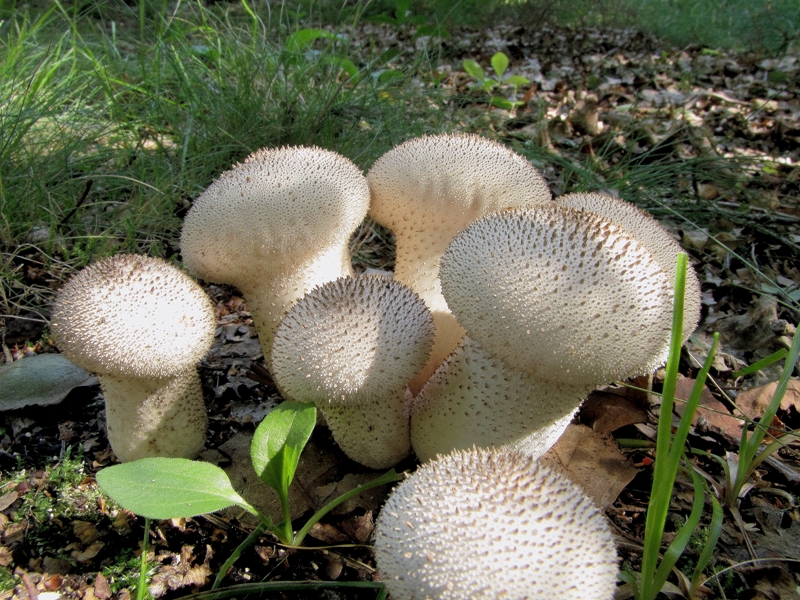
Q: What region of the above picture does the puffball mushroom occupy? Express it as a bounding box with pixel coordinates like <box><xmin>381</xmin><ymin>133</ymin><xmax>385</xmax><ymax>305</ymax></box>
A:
<box><xmin>411</xmin><ymin>337</ymin><xmax>587</xmax><ymax>462</ymax></box>
<box><xmin>555</xmin><ymin>191</ymin><xmax>702</xmax><ymax>343</ymax></box>
<box><xmin>411</xmin><ymin>205</ymin><xmax>675</xmax><ymax>462</ymax></box>
<box><xmin>180</xmin><ymin>146</ymin><xmax>371</xmax><ymax>365</ymax></box>
<box><xmin>51</xmin><ymin>255</ymin><xmax>216</xmax><ymax>462</ymax></box>
<box><xmin>271</xmin><ymin>275</ymin><xmax>434</xmax><ymax>468</ymax></box>
<box><xmin>374</xmin><ymin>447</ymin><xmax>618</xmax><ymax>600</ymax></box>
<box><xmin>367</xmin><ymin>133</ymin><xmax>551</xmax><ymax>393</ymax></box>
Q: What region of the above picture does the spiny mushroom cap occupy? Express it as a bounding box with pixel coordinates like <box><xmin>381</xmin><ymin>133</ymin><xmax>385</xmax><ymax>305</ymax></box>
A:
<box><xmin>374</xmin><ymin>447</ymin><xmax>618</xmax><ymax>600</ymax></box>
<box><xmin>367</xmin><ymin>133</ymin><xmax>551</xmax><ymax>300</ymax></box>
<box><xmin>180</xmin><ymin>146</ymin><xmax>370</xmax><ymax>286</ymax></box>
<box><xmin>440</xmin><ymin>205</ymin><xmax>674</xmax><ymax>388</ymax></box>
<box><xmin>411</xmin><ymin>336</ymin><xmax>588</xmax><ymax>463</ymax></box>
<box><xmin>555</xmin><ymin>192</ymin><xmax>702</xmax><ymax>340</ymax></box>
<box><xmin>51</xmin><ymin>255</ymin><xmax>216</xmax><ymax>380</ymax></box>
<box><xmin>271</xmin><ymin>275</ymin><xmax>435</xmax><ymax>405</ymax></box>
<box><xmin>367</xmin><ymin>133</ymin><xmax>551</xmax><ymax>229</ymax></box>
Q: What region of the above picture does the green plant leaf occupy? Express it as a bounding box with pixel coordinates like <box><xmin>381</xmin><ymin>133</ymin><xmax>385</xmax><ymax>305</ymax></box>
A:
<box><xmin>251</xmin><ymin>402</ymin><xmax>316</xmax><ymax>494</ymax></box>
<box><xmin>490</xmin><ymin>52</ymin><xmax>509</xmax><ymax>79</ymax></box>
<box><xmin>505</xmin><ymin>75</ymin><xmax>530</xmax><ymax>86</ymax></box>
<box><xmin>96</xmin><ymin>458</ymin><xmax>254</xmax><ymax>519</ymax></box>
<box><xmin>462</xmin><ymin>59</ymin><xmax>484</xmax><ymax>81</ymax></box>
<box><xmin>490</xmin><ymin>96</ymin><xmax>519</xmax><ymax>110</ymax></box>
<box><xmin>284</xmin><ymin>28</ymin><xmax>336</xmax><ymax>53</ymax></box>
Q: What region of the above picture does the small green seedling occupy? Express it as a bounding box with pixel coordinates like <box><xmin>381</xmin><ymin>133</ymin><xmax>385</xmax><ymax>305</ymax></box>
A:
<box><xmin>97</xmin><ymin>402</ymin><xmax>402</xmax><ymax>591</ymax></box>
<box><xmin>368</xmin><ymin>0</ymin><xmax>450</xmax><ymax>38</ymax></box>
<box><xmin>462</xmin><ymin>52</ymin><xmax>530</xmax><ymax>110</ymax></box>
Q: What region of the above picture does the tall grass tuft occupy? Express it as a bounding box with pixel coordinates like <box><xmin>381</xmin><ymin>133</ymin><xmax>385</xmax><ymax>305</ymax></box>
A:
<box><xmin>0</xmin><ymin>0</ymin><xmax>430</xmax><ymax>263</ymax></box>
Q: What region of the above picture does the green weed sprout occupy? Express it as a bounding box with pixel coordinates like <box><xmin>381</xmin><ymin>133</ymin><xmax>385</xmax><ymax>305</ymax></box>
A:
<box><xmin>692</xmin><ymin>319</ymin><xmax>800</xmax><ymax>558</ymax></box>
<box><xmin>96</xmin><ymin>401</ymin><xmax>402</xmax><ymax>592</ymax></box>
<box><xmin>462</xmin><ymin>52</ymin><xmax>530</xmax><ymax>110</ymax></box>
<box><xmin>619</xmin><ymin>253</ymin><xmax>721</xmax><ymax>600</ymax></box>
<box><xmin>369</xmin><ymin>0</ymin><xmax>450</xmax><ymax>38</ymax></box>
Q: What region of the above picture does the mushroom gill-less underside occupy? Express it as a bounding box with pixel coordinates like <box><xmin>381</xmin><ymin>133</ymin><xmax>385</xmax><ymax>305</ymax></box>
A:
<box><xmin>374</xmin><ymin>447</ymin><xmax>618</xmax><ymax>600</ymax></box>
<box><xmin>367</xmin><ymin>133</ymin><xmax>552</xmax><ymax>393</ymax></box>
<box><xmin>411</xmin><ymin>336</ymin><xmax>589</xmax><ymax>463</ymax></box>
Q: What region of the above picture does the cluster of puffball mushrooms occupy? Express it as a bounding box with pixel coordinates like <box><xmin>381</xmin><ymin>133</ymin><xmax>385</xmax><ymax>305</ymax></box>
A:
<box><xmin>51</xmin><ymin>133</ymin><xmax>702</xmax><ymax>599</ymax></box>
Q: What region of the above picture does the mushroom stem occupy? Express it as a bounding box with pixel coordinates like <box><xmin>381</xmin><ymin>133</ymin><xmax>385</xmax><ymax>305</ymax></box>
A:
<box><xmin>319</xmin><ymin>390</ymin><xmax>411</xmax><ymax>469</ymax></box>
<box><xmin>411</xmin><ymin>336</ymin><xmax>589</xmax><ymax>463</ymax></box>
<box><xmin>239</xmin><ymin>243</ymin><xmax>354</xmax><ymax>367</ymax></box>
<box><xmin>102</xmin><ymin>369</ymin><xmax>207</xmax><ymax>463</ymax></box>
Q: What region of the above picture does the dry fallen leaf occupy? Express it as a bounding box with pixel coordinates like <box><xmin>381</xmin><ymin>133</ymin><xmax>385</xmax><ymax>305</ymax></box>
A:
<box><xmin>673</xmin><ymin>376</ymin><xmax>742</xmax><ymax>438</ymax></box>
<box><xmin>736</xmin><ymin>379</ymin><xmax>800</xmax><ymax>424</ymax></box>
<box><xmin>539</xmin><ymin>423</ymin><xmax>639</xmax><ymax>509</ymax></box>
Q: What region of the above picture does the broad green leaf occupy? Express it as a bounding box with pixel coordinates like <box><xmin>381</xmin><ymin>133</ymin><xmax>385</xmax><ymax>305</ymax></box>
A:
<box><xmin>96</xmin><ymin>458</ymin><xmax>253</xmax><ymax>519</ymax></box>
<box><xmin>505</xmin><ymin>75</ymin><xmax>530</xmax><ymax>86</ymax></box>
<box><xmin>332</xmin><ymin>57</ymin><xmax>360</xmax><ymax>84</ymax></box>
<box><xmin>491</xmin><ymin>52</ymin><xmax>509</xmax><ymax>79</ymax></box>
<box><xmin>490</xmin><ymin>96</ymin><xmax>519</xmax><ymax>110</ymax></box>
<box><xmin>251</xmin><ymin>402</ymin><xmax>316</xmax><ymax>494</ymax></box>
<box><xmin>284</xmin><ymin>28</ymin><xmax>335</xmax><ymax>53</ymax></box>
<box><xmin>394</xmin><ymin>0</ymin><xmax>411</xmax><ymax>22</ymax></box>
<box><xmin>462</xmin><ymin>59</ymin><xmax>484</xmax><ymax>81</ymax></box>
<box><xmin>0</xmin><ymin>354</ymin><xmax>93</xmax><ymax>411</ymax></box>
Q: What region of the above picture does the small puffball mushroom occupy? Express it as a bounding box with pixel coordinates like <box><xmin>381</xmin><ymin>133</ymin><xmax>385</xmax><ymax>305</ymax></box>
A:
<box><xmin>271</xmin><ymin>275</ymin><xmax>434</xmax><ymax>468</ymax></box>
<box><xmin>180</xmin><ymin>146</ymin><xmax>370</xmax><ymax>365</ymax></box>
<box><xmin>411</xmin><ymin>336</ymin><xmax>588</xmax><ymax>463</ymax></box>
<box><xmin>555</xmin><ymin>192</ymin><xmax>701</xmax><ymax>343</ymax></box>
<box><xmin>374</xmin><ymin>447</ymin><xmax>618</xmax><ymax>600</ymax></box>
<box><xmin>367</xmin><ymin>133</ymin><xmax>551</xmax><ymax>393</ymax></box>
<box><xmin>51</xmin><ymin>255</ymin><xmax>216</xmax><ymax>462</ymax></box>
<box><xmin>440</xmin><ymin>205</ymin><xmax>674</xmax><ymax>387</ymax></box>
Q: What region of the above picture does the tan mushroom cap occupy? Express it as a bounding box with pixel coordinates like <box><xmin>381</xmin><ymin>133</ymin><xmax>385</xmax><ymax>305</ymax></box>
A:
<box><xmin>411</xmin><ymin>336</ymin><xmax>588</xmax><ymax>463</ymax></box>
<box><xmin>271</xmin><ymin>275</ymin><xmax>434</xmax><ymax>406</ymax></box>
<box><xmin>440</xmin><ymin>205</ymin><xmax>674</xmax><ymax>388</ymax></box>
<box><xmin>51</xmin><ymin>254</ymin><xmax>216</xmax><ymax>380</ymax></box>
<box><xmin>180</xmin><ymin>146</ymin><xmax>371</xmax><ymax>357</ymax></box>
<box><xmin>555</xmin><ymin>192</ymin><xmax>701</xmax><ymax>341</ymax></box>
<box><xmin>271</xmin><ymin>275</ymin><xmax>435</xmax><ymax>468</ymax></box>
<box><xmin>367</xmin><ymin>133</ymin><xmax>552</xmax><ymax>392</ymax></box>
<box><xmin>374</xmin><ymin>447</ymin><xmax>618</xmax><ymax>600</ymax></box>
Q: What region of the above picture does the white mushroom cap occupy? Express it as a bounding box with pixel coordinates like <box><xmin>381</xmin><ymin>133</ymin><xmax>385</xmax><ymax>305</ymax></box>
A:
<box><xmin>51</xmin><ymin>254</ymin><xmax>215</xmax><ymax>461</ymax></box>
<box><xmin>51</xmin><ymin>254</ymin><xmax>215</xmax><ymax>379</ymax></box>
<box><xmin>555</xmin><ymin>192</ymin><xmax>701</xmax><ymax>341</ymax></box>
<box><xmin>374</xmin><ymin>447</ymin><xmax>618</xmax><ymax>600</ymax></box>
<box><xmin>367</xmin><ymin>133</ymin><xmax>551</xmax><ymax>392</ymax></box>
<box><xmin>180</xmin><ymin>146</ymin><xmax>371</xmax><ymax>358</ymax></box>
<box><xmin>411</xmin><ymin>336</ymin><xmax>586</xmax><ymax>463</ymax></box>
<box><xmin>271</xmin><ymin>275</ymin><xmax>435</xmax><ymax>468</ymax></box>
<box><xmin>271</xmin><ymin>275</ymin><xmax>434</xmax><ymax>406</ymax></box>
<box><xmin>439</xmin><ymin>205</ymin><xmax>674</xmax><ymax>388</ymax></box>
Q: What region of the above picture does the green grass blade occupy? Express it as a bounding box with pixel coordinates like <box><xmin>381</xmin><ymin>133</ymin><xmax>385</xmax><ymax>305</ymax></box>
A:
<box><xmin>735</xmin><ymin>325</ymin><xmax>800</xmax><ymax>495</ymax></box>
<box><xmin>690</xmin><ymin>487</ymin><xmax>723</xmax><ymax>595</ymax></box>
<box><xmin>639</xmin><ymin>253</ymin><xmax>687</xmax><ymax>600</ymax></box>
<box><xmin>292</xmin><ymin>469</ymin><xmax>403</xmax><ymax>546</ymax></box>
<box><xmin>732</xmin><ymin>348</ymin><xmax>789</xmax><ymax>378</ymax></box>
<box><xmin>651</xmin><ymin>466</ymin><xmax>706</xmax><ymax>594</ymax></box>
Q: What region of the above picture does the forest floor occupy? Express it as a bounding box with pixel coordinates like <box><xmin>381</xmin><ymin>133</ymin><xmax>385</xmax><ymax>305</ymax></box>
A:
<box><xmin>1</xmin><ymin>16</ymin><xmax>800</xmax><ymax>600</ymax></box>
